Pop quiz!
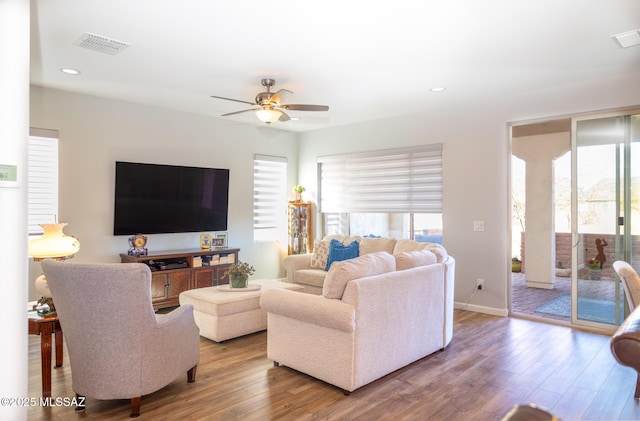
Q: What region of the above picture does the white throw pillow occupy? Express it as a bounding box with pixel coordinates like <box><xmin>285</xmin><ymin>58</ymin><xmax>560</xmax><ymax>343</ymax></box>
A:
<box><xmin>395</xmin><ymin>249</ymin><xmax>438</xmax><ymax>271</ymax></box>
<box><xmin>310</xmin><ymin>240</ymin><xmax>331</xmax><ymax>270</ymax></box>
<box><xmin>322</xmin><ymin>251</ymin><xmax>396</xmax><ymax>299</ymax></box>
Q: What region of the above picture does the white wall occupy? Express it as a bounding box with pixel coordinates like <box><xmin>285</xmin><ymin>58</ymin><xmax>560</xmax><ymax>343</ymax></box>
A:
<box><xmin>29</xmin><ymin>86</ymin><xmax>299</xmax><ymax>300</ymax></box>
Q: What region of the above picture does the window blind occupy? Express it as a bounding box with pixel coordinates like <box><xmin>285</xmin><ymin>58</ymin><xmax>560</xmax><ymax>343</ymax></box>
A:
<box><xmin>253</xmin><ymin>154</ymin><xmax>287</xmax><ymax>242</ymax></box>
<box><xmin>318</xmin><ymin>144</ymin><xmax>442</xmax><ymax>213</ymax></box>
<box><xmin>28</xmin><ymin>129</ymin><xmax>59</xmax><ymax>235</ymax></box>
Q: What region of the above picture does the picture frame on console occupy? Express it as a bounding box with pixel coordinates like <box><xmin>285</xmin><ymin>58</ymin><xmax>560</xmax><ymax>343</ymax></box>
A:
<box><xmin>215</xmin><ymin>233</ymin><xmax>227</xmax><ymax>249</ymax></box>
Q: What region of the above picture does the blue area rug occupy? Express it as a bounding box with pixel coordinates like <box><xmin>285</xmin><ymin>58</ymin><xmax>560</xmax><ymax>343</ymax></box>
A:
<box><xmin>534</xmin><ymin>295</ymin><xmax>622</xmax><ymax>324</ymax></box>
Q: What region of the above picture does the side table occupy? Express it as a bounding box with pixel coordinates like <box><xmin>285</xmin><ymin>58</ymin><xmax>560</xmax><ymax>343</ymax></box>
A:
<box><xmin>28</xmin><ymin>312</ymin><xmax>63</xmax><ymax>398</ymax></box>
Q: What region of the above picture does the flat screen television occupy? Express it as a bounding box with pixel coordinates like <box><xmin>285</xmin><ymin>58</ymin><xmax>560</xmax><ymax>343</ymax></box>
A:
<box><xmin>113</xmin><ymin>161</ymin><xmax>229</xmax><ymax>235</ymax></box>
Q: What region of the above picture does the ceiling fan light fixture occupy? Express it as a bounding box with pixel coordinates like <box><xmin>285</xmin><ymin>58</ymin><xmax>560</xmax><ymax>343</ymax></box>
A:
<box><xmin>212</xmin><ymin>79</ymin><xmax>328</xmax><ymax>124</ymax></box>
<box><xmin>256</xmin><ymin>108</ymin><xmax>282</xmax><ymax>124</ymax></box>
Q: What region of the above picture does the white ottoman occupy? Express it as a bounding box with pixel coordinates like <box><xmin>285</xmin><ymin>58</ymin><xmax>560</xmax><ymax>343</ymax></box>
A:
<box><xmin>178</xmin><ymin>279</ymin><xmax>303</xmax><ymax>342</ymax></box>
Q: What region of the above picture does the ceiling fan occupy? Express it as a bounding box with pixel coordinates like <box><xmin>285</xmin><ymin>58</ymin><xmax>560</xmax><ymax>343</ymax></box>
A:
<box><xmin>211</xmin><ymin>78</ymin><xmax>329</xmax><ymax>124</ymax></box>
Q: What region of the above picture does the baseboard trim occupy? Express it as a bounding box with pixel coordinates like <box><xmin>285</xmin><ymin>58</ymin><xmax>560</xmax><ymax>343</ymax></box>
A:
<box><xmin>454</xmin><ymin>302</ymin><xmax>509</xmax><ymax>317</ymax></box>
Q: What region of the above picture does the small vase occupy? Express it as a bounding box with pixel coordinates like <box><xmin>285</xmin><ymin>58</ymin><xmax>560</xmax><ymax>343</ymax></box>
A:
<box><xmin>230</xmin><ymin>274</ymin><xmax>248</xmax><ymax>288</ymax></box>
<box><xmin>588</xmin><ymin>269</ymin><xmax>601</xmax><ymax>280</ymax></box>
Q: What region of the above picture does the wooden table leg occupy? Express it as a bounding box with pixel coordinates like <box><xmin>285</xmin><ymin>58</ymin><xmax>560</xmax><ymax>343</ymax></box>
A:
<box><xmin>54</xmin><ymin>323</ymin><xmax>63</xmax><ymax>368</ymax></box>
<box><xmin>39</xmin><ymin>322</ymin><xmax>53</xmax><ymax>399</ymax></box>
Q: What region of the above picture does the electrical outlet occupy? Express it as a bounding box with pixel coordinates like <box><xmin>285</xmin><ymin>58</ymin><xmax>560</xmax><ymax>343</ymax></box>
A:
<box><xmin>476</xmin><ymin>279</ymin><xmax>485</xmax><ymax>290</ymax></box>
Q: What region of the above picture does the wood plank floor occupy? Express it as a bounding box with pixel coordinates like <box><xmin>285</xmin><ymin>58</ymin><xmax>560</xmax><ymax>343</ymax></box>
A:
<box><xmin>27</xmin><ymin>309</ymin><xmax>640</xmax><ymax>420</ymax></box>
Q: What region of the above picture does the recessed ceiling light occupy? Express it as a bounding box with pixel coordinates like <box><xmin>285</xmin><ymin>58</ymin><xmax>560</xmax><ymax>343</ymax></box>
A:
<box><xmin>612</xmin><ymin>29</ymin><xmax>640</xmax><ymax>48</ymax></box>
<box><xmin>290</xmin><ymin>117</ymin><xmax>300</xmax><ymax>121</ymax></box>
<box><xmin>60</xmin><ymin>68</ymin><xmax>81</xmax><ymax>75</ymax></box>
<box><xmin>430</xmin><ymin>87</ymin><xmax>446</xmax><ymax>92</ymax></box>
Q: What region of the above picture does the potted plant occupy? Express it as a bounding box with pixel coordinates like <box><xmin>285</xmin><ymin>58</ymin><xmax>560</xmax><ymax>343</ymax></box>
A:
<box><xmin>587</xmin><ymin>257</ymin><xmax>601</xmax><ymax>280</ymax></box>
<box><xmin>293</xmin><ymin>185</ymin><xmax>305</xmax><ymax>202</ymax></box>
<box><xmin>512</xmin><ymin>256</ymin><xmax>522</xmax><ymax>273</ymax></box>
<box><xmin>224</xmin><ymin>261</ymin><xmax>255</xmax><ymax>288</ymax></box>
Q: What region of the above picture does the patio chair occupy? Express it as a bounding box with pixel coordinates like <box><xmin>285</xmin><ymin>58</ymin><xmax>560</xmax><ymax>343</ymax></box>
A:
<box><xmin>613</xmin><ymin>260</ymin><xmax>640</xmax><ymax>310</ymax></box>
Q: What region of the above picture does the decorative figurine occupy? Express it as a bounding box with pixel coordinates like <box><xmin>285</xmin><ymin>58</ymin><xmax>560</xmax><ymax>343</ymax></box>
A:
<box><xmin>128</xmin><ymin>234</ymin><xmax>148</xmax><ymax>256</ymax></box>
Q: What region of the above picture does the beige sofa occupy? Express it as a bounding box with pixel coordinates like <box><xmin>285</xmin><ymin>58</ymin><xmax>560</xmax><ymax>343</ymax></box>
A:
<box><xmin>261</xmin><ymin>249</ymin><xmax>455</xmax><ymax>394</ymax></box>
<box><xmin>283</xmin><ymin>235</ymin><xmax>449</xmax><ymax>294</ymax></box>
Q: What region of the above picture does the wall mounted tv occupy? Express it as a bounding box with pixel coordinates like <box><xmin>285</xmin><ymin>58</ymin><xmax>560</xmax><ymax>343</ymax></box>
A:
<box><xmin>113</xmin><ymin>161</ymin><xmax>229</xmax><ymax>235</ymax></box>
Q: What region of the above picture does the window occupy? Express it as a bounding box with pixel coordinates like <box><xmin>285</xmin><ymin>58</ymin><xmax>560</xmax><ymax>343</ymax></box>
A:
<box><xmin>253</xmin><ymin>154</ymin><xmax>287</xmax><ymax>242</ymax></box>
<box><xmin>322</xmin><ymin>212</ymin><xmax>443</xmax><ymax>243</ymax></box>
<box><xmin>318</xmin><ymin>144</ymin><xmax>443</xmax><ymax>242</ymax></box>
<box><xmin>28</xmin><ymin>129</ymin><xmax>59</xmax><ymax>235</ymax></box>
<box><xmin>412</xmin><ymin>213</ymin><xmax>443</xmax><ymax>243</ymax></box>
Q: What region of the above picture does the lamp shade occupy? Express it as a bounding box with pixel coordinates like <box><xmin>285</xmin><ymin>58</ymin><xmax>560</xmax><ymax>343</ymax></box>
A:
<box><xmin>255</xmin><ymin>108</ymin><xmax>282</xmax><ymax>124</ymax></box>
<box><xmin>28</xmin><ymin>223</ymin><xmax>80</xmax><ymax>260</ymax></box>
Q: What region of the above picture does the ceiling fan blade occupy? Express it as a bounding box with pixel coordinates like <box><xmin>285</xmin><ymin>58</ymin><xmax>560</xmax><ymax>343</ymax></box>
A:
<box><xmin>221</xmin><ymin>108</ymin><xmax>257</xmax><ymax>117</ymax></box>
<box><xmin>211</xmin><ymin>95</ymin><xmax>255</xmax><ymax>106</ymax></box>
<box><xmin>269</xmin><ymin>89</ymin><xmax>293</xmax><ymax>106</ymax></box>
<box><xmin>281</xmin><ymin>104</ymin><xmax>329</xmax><ymax>112</ymax></box>
<box><xmin>278</xmin><ymin>110</ymin><xmax>291</xmax><ymax>122</ymax></box>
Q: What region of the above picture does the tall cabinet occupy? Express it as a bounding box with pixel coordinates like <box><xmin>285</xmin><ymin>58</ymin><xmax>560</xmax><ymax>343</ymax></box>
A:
<box><xmin>288</xmin><ymin>201</ymin><xmax>312</xmax><ymax>255</ymax></box>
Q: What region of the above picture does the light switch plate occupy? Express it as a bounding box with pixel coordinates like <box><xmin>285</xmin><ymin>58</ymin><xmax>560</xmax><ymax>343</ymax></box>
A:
<box><xmin>473</xmin><ymin>221</ymin><xmax>485</xmax><ymax>232</ymax></box>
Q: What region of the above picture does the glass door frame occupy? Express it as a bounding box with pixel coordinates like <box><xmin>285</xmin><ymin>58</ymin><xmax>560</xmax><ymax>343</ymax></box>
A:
<box><xmin>570</xmin><ymin>108</ymin><xmax>640</xmax><ymax>330</ymax></box>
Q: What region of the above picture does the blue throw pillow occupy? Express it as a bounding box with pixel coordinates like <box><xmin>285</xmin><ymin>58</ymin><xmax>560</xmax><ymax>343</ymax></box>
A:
<box><xmin>325</xmin><ymin>239</ymin><xmax>360</xmax><ymax>270</ymax></box>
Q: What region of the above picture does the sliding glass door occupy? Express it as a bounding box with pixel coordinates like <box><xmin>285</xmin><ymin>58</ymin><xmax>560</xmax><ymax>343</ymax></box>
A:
<box><xmin>572</xmin><ymin>112</ymin><xmax>640</xmax><ymax>327</ymax></box>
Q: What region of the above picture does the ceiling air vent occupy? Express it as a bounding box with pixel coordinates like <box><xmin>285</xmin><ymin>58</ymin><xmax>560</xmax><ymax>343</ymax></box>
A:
<box><xmin>73</xmin><ymin>32</ymin><xmax>130</xmax><ymax>55</ymax></box>
<box><xmin>612</xmin><ymin>29</ymin><xmax>640</xmax><ymax>49</ymax></box>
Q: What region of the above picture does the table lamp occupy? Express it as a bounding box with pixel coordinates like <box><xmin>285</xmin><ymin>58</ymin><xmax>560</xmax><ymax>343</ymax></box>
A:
<box><xmin>28</xmin><ymin>223</ymin><xmax>80</xmax><ymax>316</ymax></box>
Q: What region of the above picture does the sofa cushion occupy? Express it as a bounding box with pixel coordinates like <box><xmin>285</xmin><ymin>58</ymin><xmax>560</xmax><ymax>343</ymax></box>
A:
<box><xmin>393</xmin><ymin>239</ymin><xmax>448</xmax><ymax>262</ymax></box>
<box><xmin>310</xmin><ymin>239</ymin><xmax>331</xmax><ymax>270</ymax></box>
<box><xmin>359</xmin><ymin>237</ymin><xmax>397</xmax><ymax>255</ymax></box>
<box><xmin>395</xmin><ymin>249</ymin><xmax>438</xmax><ymax>271</ymax></box>
<box><xmin>293</xmin><ymin>269</ymin><xmax>328</xmax><ymax>288</ymax></box>
<box><xmin>326</xmin><ymin>240</ymin><xmax>360</xmax><ymax>270</ymax></box>
<box><xmin>323</xmin><ymin>251</ymin><xmax>396</xmax><ymax>299</ymax></box>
